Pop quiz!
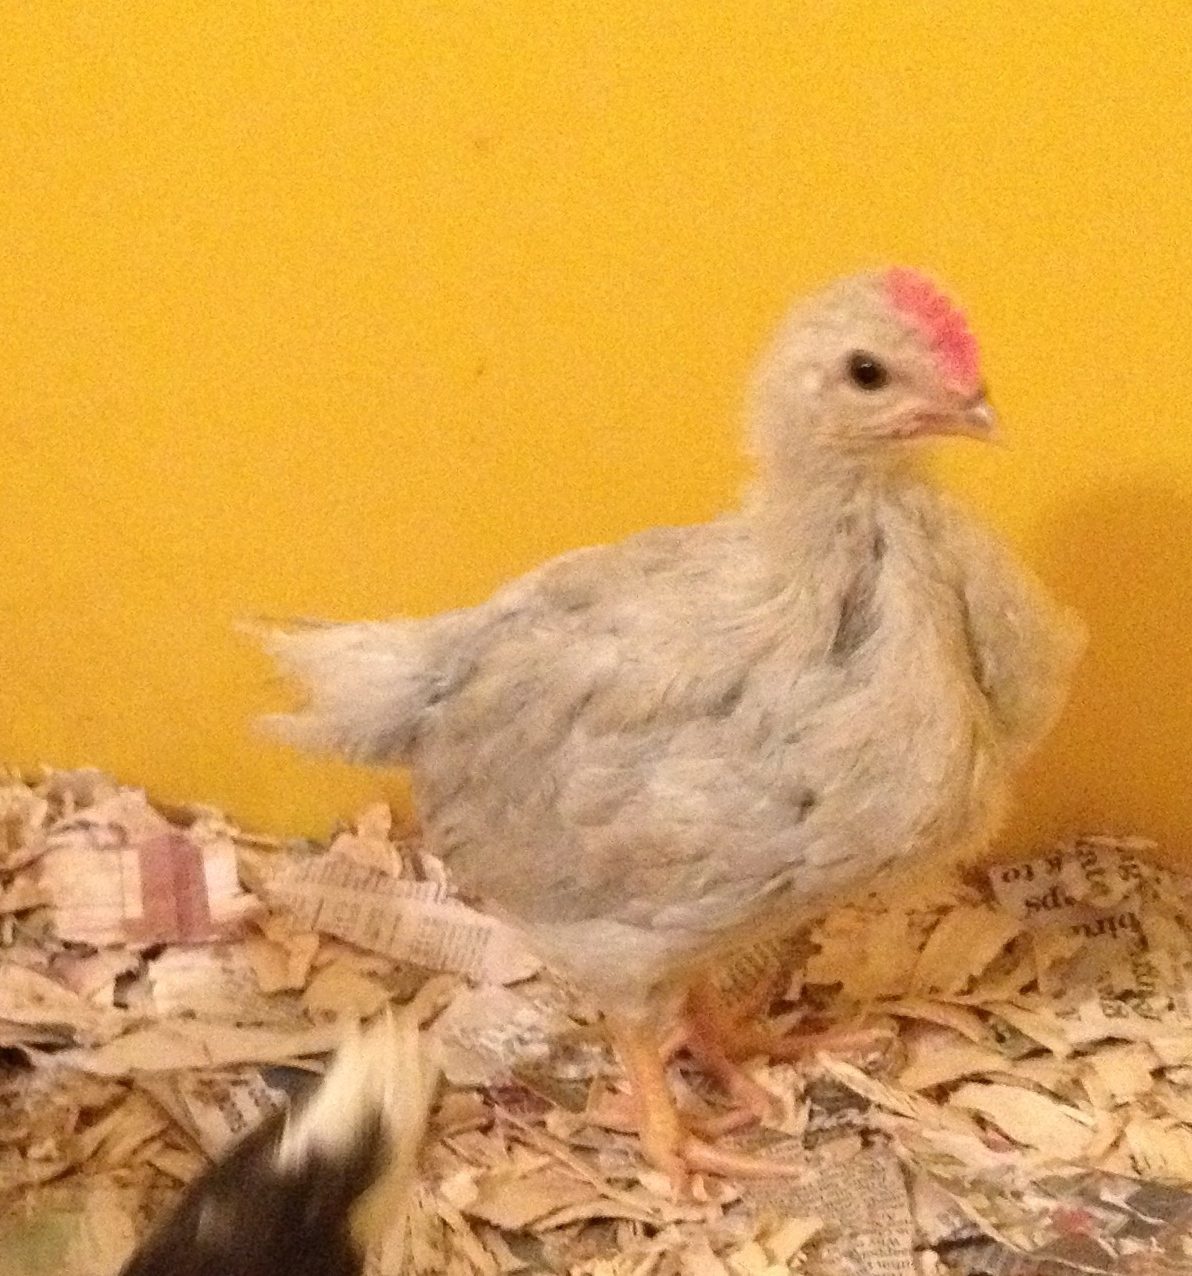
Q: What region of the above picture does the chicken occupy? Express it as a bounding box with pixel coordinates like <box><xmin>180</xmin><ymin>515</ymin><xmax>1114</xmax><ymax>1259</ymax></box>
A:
<box><xmin>121</xmin><ymin>1009</ymin><xmax>437</xmax><ymax>1276</ymax></box>
<box><xmin>256</xmin><ymin>268</ymin><xmax>1085</xmax><ymax>1185</ymax></box>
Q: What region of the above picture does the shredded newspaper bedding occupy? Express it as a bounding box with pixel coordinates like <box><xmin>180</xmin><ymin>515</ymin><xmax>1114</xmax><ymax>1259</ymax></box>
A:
<box><xmin>2</xmin><ymin>767</ymin><xmax>1191</xmax><ymax>1275</ymax></box>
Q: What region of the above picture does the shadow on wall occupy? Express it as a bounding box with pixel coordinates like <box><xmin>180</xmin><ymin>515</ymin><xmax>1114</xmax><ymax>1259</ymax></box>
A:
<box><xmin>1009</xmin><ymin>476</ymin><xmax>1192</xmax><ymax>858</ymax></box>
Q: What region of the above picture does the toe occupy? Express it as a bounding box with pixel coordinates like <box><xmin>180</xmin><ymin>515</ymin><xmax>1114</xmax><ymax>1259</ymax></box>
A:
<box><xmin>640</xmin><ymin>1123</ymin><xmax>691</xmax><ymax>1195</ymax></box>
<box><xmin>724</xmin><ymin>1069</ymin><xmax>782</xmax><ymax>1122</ymax></box>
<box><xmin>680</xmin><ymin>1135</ymin><xmax>806</xmax><ymax>1180</ymax></box>
<box><xmin>583</xmin><ymin>1087</ymin><xmax>640</xmax><ymax>1134</ymax></box>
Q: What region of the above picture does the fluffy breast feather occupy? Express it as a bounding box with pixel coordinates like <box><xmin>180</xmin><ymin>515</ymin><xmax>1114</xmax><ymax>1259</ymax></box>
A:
<box><xmin>412</xmin><ymin>494</ymin><xmax>999</xmax><ymax>956</ymax></box>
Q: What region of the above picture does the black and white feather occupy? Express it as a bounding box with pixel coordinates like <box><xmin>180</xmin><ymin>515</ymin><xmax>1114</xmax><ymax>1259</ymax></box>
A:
<box><xmin>120</xmin><ymin>1008</ymin><xmax>438</xmax><ymax>1276</ymax></box>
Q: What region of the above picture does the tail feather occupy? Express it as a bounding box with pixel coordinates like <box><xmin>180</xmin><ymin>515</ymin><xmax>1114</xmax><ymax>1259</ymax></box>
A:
<box><xmin>244</xmin><ymin>619</ymin><xmax>440</xmax><ymax>764</ymax></box>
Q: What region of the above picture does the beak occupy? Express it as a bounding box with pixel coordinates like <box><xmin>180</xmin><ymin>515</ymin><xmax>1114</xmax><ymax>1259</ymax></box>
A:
<box><xmin>910</xmin><ymin>395</ymin><xmax>1001</xmax><ymax>444</ymax></box>
<box><xmin>959</xmin><ymin>397</ymin><xmax>1001</xmax><ymax>442</ymax></box>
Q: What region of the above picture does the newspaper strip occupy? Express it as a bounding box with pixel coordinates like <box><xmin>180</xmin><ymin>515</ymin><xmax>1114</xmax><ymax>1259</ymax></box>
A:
<box><xmin>0</xmin><ymin>780</ymin><xmax>51</xmax><ymax>873</ymax></box>
<box><xmin>926</xmin><ymin>1169</ymin><xmax>1192</xmax><ymax>1275</ymax></box>
<box><xmin>40</xmin><ymin>791</ymin><xmax>258</xmax><ymax>947</ymax></box>
<box><xmin>0</xmin><ymin>964</ymin><xmax>125</xmax><ymax>1045</ymax></box>
<box><xmin>986</xmin><ymin>838</ymin><xmax>1152</xmax><ymax>933</ymax></box>
<box><xmin>327</xmin><ymin>801</ymin><xmax>416</xmax><ymax>877</ymax></box>
<box><xmin>908</xmin><ymin>1171</ymin><xmax>985</xmax><ymax>1248</ymax></box>
<box><xmin>985</xmin><ymin>840</ymin><xmax>1192</xmax><ymax>1059</ymax></box>
<box><xmin>57</xmin><ymin>1018</ymin><xmax>344</xmax><ymax>1075</ymax></box>
<box><xmin>740</xmin><ymin>1142</ymin><xmax>916</xmax><ymax>1276</ymax></box>
<box><xmin>267</xmin><ymin>851</ymin><xmax>539</xmax><ymax>985</ymax></box>
<box><xmin>167</xmin><ymin>1072</ymin><xmax>286</xmax><ymax>1158</ymax></box>
<box><xmin>1066</xmin><ymin>958</ymin><xmax>1192</xmax><ymax>1051</ymax></box>
<box><xmin>147</xmin><ymin>944</ymin><xmax>303</xmax><ymax>1025</ymax></box>
<box><xmin>431</xmin><ymin>984</ymin><xmax>570</xmax><ymax>1087</ymax></box>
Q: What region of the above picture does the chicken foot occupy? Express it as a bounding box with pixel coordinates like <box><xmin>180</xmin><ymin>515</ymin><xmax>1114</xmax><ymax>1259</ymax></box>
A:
<box><xmin>601</xmin><ymin>1018</ymin><xmax>804</xmax><ymax>1191</ymax></box>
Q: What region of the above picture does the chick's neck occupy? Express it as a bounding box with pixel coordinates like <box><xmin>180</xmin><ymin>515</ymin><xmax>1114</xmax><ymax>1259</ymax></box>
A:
<box><xmin>743</xmin><ymin>443</ymin><xmax>926</xmax><ymax>568</ymax></box>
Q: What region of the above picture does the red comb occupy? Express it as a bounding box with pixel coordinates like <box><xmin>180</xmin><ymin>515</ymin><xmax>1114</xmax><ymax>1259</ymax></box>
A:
<box><xmin>884</xmin><ymin>268</ymin><xmax>981</xmax><ymax>394</ymax></box>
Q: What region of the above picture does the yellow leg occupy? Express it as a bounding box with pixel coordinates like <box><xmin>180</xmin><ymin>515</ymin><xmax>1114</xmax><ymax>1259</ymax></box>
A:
<box><xmin>686</xmin><ymin>973</ymin><xmax>884</xmax><ymax>1063</ymax></box>
<box><xmin>606</xmin><ymin>1019</ymin><xmax>688</xmax><ymax>1187</ymax></box>
<box><xmin>684</xmin><ymin>980</ymin><xmax>781</xmax><ymax>1122</ymax></box>
<box><xmin>604</xmin><ymin>1017</ymin><xmax>805</xmax><ymax>1189</ymax></box>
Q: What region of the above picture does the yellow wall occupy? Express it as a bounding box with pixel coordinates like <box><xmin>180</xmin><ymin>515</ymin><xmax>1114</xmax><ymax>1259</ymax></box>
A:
<box><xmin>3</xmin><ymin>3</ymin><xmax>1191</xmax><ymax>852</ymax></box>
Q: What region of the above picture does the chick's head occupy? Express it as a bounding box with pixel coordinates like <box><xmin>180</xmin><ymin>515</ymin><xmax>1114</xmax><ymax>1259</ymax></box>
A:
<box><xmin>748</xmin><ymin>268</ymin><xmax>996</xmax><ymax>469</ymax></box>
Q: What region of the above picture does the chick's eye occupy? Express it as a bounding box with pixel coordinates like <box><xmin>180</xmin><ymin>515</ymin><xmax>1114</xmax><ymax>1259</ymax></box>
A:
<box><xmin>846</xmin><ymin>352</ymin><xmax>889</xmax><ymax>391</ymax></box>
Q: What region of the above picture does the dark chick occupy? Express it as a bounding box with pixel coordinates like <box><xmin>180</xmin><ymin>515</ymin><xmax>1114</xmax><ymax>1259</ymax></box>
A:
<box><xmin>121</xmin><ymin>1011</ymin><xmax>435</xmax><ymax>1276</ymax></box>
